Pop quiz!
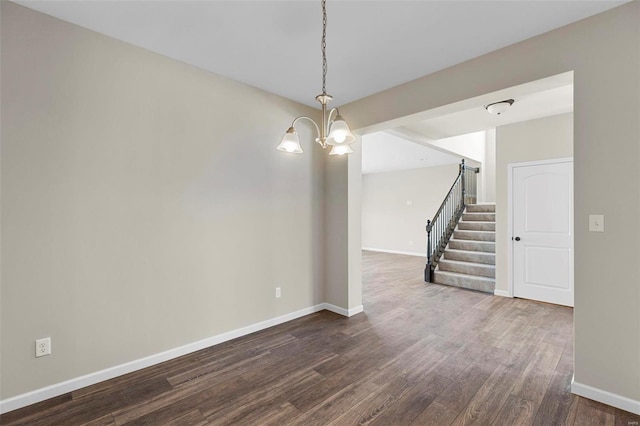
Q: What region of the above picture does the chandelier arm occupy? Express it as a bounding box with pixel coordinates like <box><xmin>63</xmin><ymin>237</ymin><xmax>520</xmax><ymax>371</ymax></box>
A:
<box><xmin>291</xmin><ymin>115</ymin><xmax>323</xmax><ymax>147</ymax></box>
<box><xmin>326</xmin><ymin>107</ymin><xmax>339</xmax><ymax>129</ymax></box>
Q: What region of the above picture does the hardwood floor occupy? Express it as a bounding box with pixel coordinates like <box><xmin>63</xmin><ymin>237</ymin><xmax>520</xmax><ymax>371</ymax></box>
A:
<box><xmin>2</xmin><ymin>251</ymin><xmax>638</xmax><ymax>425</ymax></box>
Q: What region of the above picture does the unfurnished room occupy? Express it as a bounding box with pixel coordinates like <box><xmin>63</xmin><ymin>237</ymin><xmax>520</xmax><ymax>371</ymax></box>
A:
<box><xmin>1</xmin><ymin>1</ymin><xmax>639</xmax><ymax>425</ymax></box>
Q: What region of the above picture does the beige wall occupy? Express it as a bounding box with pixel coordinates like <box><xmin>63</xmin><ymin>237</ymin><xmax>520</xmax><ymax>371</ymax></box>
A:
<box><xmin>362</xmin><ymin>164</ymin><xmax>459</xmax><ymax>256</ymax></box>
<box><xmin>324</xmin><ymin>140</ymin><xmax>363</xmax><ymax>313</ymax></box>
<box><xmin>483</xmin><ymin>129</ymin><xmax>497</xmax><ymax>203</ymax></box>
<box><xmin>347</xmin><ymin>140</ymin><xmax>363</xmax><ymax>311</ymax></box>
<box><xmin>495</xmin><ymin>113</ymin><xmax>574</xmax><ymax>293</ymax></box>
<box><xmin>1</xmin><ymin>2</ymin><xmax>324</xmax><ymax>400</ymax></box>
<box><xmin>341</xmin><ymin>2</ymin><xmax>640</xmax><ymax>407</ymax></box>
<box><xmin>324</xmin><ymin>154</ymin><xmax>348</xmax><ymax>309</ymax></box>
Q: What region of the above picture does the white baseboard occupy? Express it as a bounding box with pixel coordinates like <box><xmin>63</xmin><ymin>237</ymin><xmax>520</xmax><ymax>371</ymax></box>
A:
<box><xmin>1</xmin><ymin>303</ymin><xmax>342</xmax><ymax>414</ymax></box>
<box><xmin>323</xmin><ymin>303</ymin><xmax>364</xmax><ymax>317</ymax></box>
<box><xmin>494</xmin><ymin>289</ymin><xmax>511</xmax><ymax>298</ymax></box>
<box><xmin>362</xmin><ymin>247</ymin><xmax>426</xmax><ymax>257</ymax></box>
<box><xmin>347</xmin><ymin>305</ymin><xmax>364</xmax><ymax>316</ymax></box>
<box><xmin>572</xmin><ymin>377</ymin><xmax>640</xmax><ymax>415</ymax></box>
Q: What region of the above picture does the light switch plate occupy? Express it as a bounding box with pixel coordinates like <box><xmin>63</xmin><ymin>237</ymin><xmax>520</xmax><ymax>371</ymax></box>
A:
<box><xmin>589</xmin><ymin>214</ymin><xmax>604</xmax><ymax>232</ymax></box>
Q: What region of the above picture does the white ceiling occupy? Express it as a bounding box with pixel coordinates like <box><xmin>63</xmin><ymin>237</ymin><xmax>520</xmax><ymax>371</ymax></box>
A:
<box><xmin>364</xmin><ymin>74</ymin><xmax>574</xmax><ymax>175</ymax></box>
<box><xmin>15</xmin><ymin>0</ymin><xmax>627</xmax><ymax>108</ymax></box>
<box><xmin>404</xmin><ymin>84</ymin><xmax>574</xmax><ymax>140</ymax></box>
<box><xmin>362</xmin><ymin>132</ymin><xmax>459</xmax><ymax>175</ymax></box>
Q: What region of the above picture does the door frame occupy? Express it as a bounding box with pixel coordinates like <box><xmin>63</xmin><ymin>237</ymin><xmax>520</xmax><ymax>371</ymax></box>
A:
<box><xmin>506</xmin><ymin>157</ymin><xmax>574</xmax><ymax>299</ymax></box>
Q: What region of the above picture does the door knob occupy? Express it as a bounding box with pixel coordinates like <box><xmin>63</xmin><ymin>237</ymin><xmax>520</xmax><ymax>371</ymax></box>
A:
<box><xmin>514</xmin><ymin>236</ymin><xmax>521</xmax><ymax>241</ymax></box>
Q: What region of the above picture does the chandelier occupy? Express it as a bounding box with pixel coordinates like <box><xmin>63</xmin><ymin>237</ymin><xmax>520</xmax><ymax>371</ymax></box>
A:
<box><xmin>277</xmin><ymin>0</ymin><xmax>356</xmax><ymax>156</ymax></box>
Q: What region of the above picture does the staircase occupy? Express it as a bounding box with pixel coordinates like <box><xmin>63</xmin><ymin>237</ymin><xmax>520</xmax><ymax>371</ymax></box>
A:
<box><xmin>433</xmin><ymin>204</ymin><xmax>495</xmax><ymax>293</ymax></box>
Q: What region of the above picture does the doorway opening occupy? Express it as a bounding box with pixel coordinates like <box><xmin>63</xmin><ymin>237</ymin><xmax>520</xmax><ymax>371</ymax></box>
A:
<box><xmin>355</xmin><ymin>71</ymin><xmax>574</xmax><ymax>307</ymax></box>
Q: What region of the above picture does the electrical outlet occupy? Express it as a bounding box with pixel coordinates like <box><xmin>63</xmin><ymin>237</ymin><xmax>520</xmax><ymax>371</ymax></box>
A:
<box><xmin>409</xmin><ymin>240</ymin><xmax>414</xmax><ymax>246</ymax></box>
<box><xmin>35</xmin><ymin>337</ymin><xmax>51</xmax><ymax>358</ymax></box>
<box><xmin>275</xmin><ymin>287</ymin><xmax>281</xmax><ymax>298</ymax></box>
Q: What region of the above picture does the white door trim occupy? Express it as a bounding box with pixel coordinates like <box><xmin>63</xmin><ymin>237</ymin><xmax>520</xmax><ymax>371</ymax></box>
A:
<box><xmin>507</xmin><ymin>157</ymin><xmax>574</xmax><ymax>299</ymax></box>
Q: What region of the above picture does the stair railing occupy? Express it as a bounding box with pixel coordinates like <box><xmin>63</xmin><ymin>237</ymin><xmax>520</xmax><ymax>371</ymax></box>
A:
<box><xmin>425</xmin><ymin>159</ymin><xmax>479</xmax><ymax>282</ymax></box>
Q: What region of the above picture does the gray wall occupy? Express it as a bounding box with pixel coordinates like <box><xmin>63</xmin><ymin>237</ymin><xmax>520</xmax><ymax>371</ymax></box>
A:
<box><xmin>1</xmin><ymin>2</ymin><xmax>324</xmax><ymax>399</ymax></box>
<box><xmin>340</xmin><ymin>2</ymin><xmax>639</xmax><ymax>407</ymax></box>
<box><xmin>362</xmin><ymin>164</ymin><xmax>459</xmax><ymax>256</ymax></box>
<box><xmin>495</xmin><ymin>113</ymin><xmax>574</xmax><ymax>294</ymax></box>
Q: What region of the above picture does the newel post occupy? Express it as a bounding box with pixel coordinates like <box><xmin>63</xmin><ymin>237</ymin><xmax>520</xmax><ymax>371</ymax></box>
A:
<box><xmin>425</xmin><ymin>219</ymin><xmax>433</xmax><ymax>282</ymax></box>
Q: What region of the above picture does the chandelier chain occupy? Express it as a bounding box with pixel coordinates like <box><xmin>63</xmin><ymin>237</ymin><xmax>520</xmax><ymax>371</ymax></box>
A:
<box><xmin>321</xmin><ymin>0</ymin><xmax>327</xmax><ymax>95</ymax></box>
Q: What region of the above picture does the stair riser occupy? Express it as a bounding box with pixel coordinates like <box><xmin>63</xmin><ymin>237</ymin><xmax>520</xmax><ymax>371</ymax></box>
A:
<box><xmin>448</xmin><ymin>240</ymin><xmax>495</xmax><ymax>253</ymax></box>
<box><xmin>438</xmin><ymin>261</ymin><xmax>495</xmax><ymax>278</ymax></box>
<box><xmin>462</xmin><ymin>213</ymin><xmax>495</xmax><ymax>222</ymax></box>
<box><xmin>453</xmin><ymin>230</ymin><xmax>495</xmax><ymax>242</ymax></box>
<box><xmin>443</xmin><ymin>250</ymin><xmax>495</xmax><ymax>265</ymax></box>
<box><xmin>457</xmin><ymin>222</ymin><xmax>495</xmax><ymax>231</ymax></box>
<box><xmin>466</xmin><ymin>204</ymin><xmax>496</xmax><ymax>213</ymax></box>
<box><xmin>433</xmin><ymin>272</ymin><xmax>495</xmax><ymax>294</ymax></box>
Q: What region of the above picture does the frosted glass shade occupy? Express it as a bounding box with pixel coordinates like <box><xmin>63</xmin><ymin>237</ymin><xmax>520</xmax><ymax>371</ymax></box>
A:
<box><xmin>329</xmin><ymin>144</ymin><xmax>354</xmax><ymax>156</ymax></box>
<box><xmin>485</xmin><ymin>99</ymin><xmax>514</xmax><ymax>115</ymax></box>
<box><xmin>327</xmin><ymin>115</ymin><xmax>356</xmax><ymax>145</ymax></box>
<box><xmin>276</xmin><ymin>127</ymin><xmax>303</xmax><ymax>153</ymax></box>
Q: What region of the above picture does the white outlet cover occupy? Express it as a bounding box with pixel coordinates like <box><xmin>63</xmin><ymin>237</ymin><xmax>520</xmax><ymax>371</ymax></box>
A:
<box><xmin>275</xmin><ymin>287</ymin><xmax>281</xmax><ymax>298</ymax></box>
<box><xmin>35</xmin><ymin>337</ymin><xmax>51</xmax><ymax>357</ymax></box>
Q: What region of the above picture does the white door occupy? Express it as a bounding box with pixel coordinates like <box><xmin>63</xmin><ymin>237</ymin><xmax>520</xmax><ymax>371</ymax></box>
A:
<box><xmin>512</xmin><ymin>159</ymin><xmax>573</xmax><ymax>307</ymax></box>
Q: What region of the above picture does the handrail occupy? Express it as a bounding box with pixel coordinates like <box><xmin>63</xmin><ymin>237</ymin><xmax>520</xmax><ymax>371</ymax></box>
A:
<box><xmin>430</xmin><ymin>174</ymin><xmax>463</xmax><ymax>229</ymax></box>
<box><xmin>425</xmin><ymin>159</ymin><xmax>479</xmax><ymax>282</ymax></box>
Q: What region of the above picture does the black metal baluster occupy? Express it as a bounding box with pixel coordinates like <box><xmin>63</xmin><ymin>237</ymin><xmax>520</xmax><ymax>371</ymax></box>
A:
<box><xmin>425</xmin><ymin>159</ymin><xmax>479</xmax><ymax>284</ymax></box>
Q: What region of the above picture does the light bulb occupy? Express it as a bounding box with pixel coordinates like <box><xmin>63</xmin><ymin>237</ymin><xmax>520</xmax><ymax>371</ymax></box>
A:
<box><xmin>276</xmin><ymin>127</ymin><xmax>303</xmax><ymax>154</ymax></box>
<box><xmin>333</xmin><ymin>133</ymin><xmax>346</xmax><ymax>143</ymax></box>
<box><xmin>327</xmin><ymin>115</ymin><xmax>356</xmax><ymax>145</ymax></box>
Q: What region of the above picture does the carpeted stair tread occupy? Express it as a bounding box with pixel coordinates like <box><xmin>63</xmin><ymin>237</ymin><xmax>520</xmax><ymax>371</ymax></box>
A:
<box><xmin>465</xmin><ymin>204</ymin><xmax>496</xmax><ymax>213</ymax></box>
<box><xmin>461</xmin><ymin>212</ymin><xmax>496</xmax><ymax>222</ymax></box>
<box><xmin>457</xmin><ymin>221</ymin><xmax>496</xmax><ymax>231</ymax></box>
<box><xmin>448</xmin><ymin>239</ymin><xmax>495</xmax><ymax>253</ymax></box>
<box><xmin>437</xmin><ymin>259</ymin><xmax>496</xmax><ymax>278</ymax></box>
<box><xmin>453</xmin><ymin>229</ymin><xmax>496</xmax><ymax>242</ymax></box>
<box><xmin>442</xmin><ymin>249</ymin><xmax>495</xmax><ymax>265</ymax></box>
<box><xmin>433</xmin><ymin>270</ymin><xmax>495</xmax><ymax>293</ymax></box>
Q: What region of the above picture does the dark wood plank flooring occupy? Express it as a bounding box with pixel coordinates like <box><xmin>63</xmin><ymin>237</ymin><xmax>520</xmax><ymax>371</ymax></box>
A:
<box><xmin>2</xmin><ymin>251</ymin><xmax>638</xmax><ymax>425</ymax></box>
